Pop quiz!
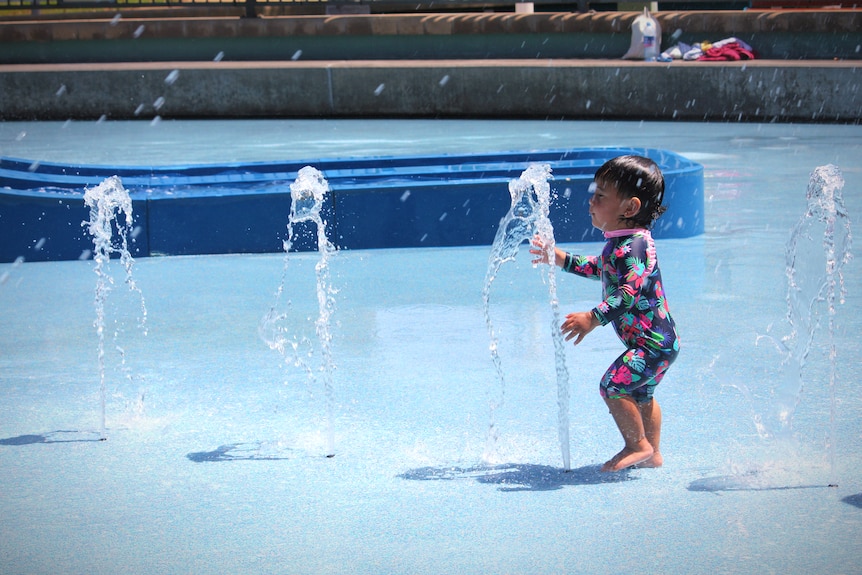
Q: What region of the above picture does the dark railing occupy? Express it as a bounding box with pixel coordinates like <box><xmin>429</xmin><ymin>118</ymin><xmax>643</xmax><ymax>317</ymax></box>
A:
<box><xmin>0</xmin><ymin>0</ymin><xmax>578</xmax><ymax>19</ymax></box>
<box><xmin>0</xmin><ymin>0</ymin><xmax>307</xmax><ymax>10</ymax></box>
<box><xmin>0</xmin><ymin>0</ymin><xmax>848</xmax><ymax>16</ymax></box>
<box><xmin>0</xmin><ymin>0</ymin><xmax>756</xmax><ymax>13</ymax></box>
<box><xmin>7</xmin><ymin>0</ymin><xmax>522</xmax><ymax>18</ymax></box>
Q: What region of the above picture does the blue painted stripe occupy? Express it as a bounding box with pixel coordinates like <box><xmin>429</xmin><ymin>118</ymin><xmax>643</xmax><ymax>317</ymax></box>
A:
<box><xmin>0</xmin><ymin>148</ymin><xmax>703</xmax><ymax>262</ymax></box>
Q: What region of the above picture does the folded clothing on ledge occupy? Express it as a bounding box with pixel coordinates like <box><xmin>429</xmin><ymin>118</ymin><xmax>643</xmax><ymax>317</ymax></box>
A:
<box><xmin>661</xmin><ymin>37</ymin><xmax>756</xmax><ymax>61</ymax></box>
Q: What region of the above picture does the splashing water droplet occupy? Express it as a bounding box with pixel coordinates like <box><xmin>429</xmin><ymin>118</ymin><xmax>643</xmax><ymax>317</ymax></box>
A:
<box><xmin>374</xmin><ymin>84</ymin><xmax>385</xmax><ymax>96</ymax></box>
<box><xmin>0</xmin><ymin>256</ymin><xmax>25</xmax><ymax>285</ymax></box>
<box><xmin>164</xmin><ymin>70</ymin><xmax>179</xmax><ymax>85</ymax></box>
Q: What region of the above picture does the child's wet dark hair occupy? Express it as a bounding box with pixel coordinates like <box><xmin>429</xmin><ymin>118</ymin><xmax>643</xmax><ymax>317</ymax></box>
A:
<box><xmin>595</xmin><ymin>155</ymin><xmax>667</xmax><ymax>229</ymax></box>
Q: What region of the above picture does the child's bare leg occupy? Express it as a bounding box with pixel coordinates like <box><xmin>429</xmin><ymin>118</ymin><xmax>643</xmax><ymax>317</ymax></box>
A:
<box><xmin>636</xmin><ymin>399</ymin><xmax>663</xmax><ymax>468</ymax></box>
<box><xmin>601</xmin><ymin>397</ymin><xmax>654</xmax><ymax>472</ymax></box>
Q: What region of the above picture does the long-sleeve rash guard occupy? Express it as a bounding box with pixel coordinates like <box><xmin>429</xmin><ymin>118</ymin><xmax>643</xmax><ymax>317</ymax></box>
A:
<box><xmin>563</xmin><ymin>228</ymin><xmax>679</xmax><ymax>401</ymax></box>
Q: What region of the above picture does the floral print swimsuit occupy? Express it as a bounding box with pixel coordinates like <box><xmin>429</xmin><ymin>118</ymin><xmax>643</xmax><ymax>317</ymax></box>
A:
<box><xmin>564</xmin><ymin>228</ymin><xmax>680</xmax><ymax>403</ymax></box>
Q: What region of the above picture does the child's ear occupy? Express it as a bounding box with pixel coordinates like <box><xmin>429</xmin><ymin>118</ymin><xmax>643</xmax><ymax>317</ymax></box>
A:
<box><xmin>625</xmin><ymin>197</ymin><xmax>642</xmax><ymax>218</ymax></box>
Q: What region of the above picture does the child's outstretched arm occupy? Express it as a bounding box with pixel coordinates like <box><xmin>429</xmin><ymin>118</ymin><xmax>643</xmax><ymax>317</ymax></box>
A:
<box><xmin>530</xmin><ymin>235</ymin><xmax>601</xmax><ymax>279</ymax></box>
<box><xmin>529</xmin><ymin>235</ymin><xmax>565</xmax><ymax>267</ymax></box>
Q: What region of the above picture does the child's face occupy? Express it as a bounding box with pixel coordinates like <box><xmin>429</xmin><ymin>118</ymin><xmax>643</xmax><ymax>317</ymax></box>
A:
<box><xmin>589</xmin><ymin>180</ymin><xmax>632</xmax><ymax>232</ymax></box>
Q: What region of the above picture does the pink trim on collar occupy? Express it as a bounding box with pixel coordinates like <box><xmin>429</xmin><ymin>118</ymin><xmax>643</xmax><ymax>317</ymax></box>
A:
<box><xmin>603</xmin><ymin>228</ymin><xmax>647</xmax><ymax>239</ymax></box>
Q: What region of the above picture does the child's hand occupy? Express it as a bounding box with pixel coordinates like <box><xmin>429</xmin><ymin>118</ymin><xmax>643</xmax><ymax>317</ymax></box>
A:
<box><xmin>560</xmin><ymin>311</ymin><xmax>599</xmax><ymax>346</ymax></box>
<box><xmin>529</xmin><ymin>235</ymin><xmax>560</xmax><ymax>266</ymax></box>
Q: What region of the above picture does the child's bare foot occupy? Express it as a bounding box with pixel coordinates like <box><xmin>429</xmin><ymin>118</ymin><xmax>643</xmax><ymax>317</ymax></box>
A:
<box><xmin>601</xmin><ymin>442</ymin><xmax>654</xmax><ymax>472</ymax></box>
<box><xmin>634</xmin><ymin>450</ymin><xmax>663</xmax><ymax>469</ymax></box>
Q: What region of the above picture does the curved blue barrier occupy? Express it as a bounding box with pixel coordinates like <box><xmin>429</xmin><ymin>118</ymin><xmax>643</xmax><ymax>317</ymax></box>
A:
<box><xmin>0</xmin><ymin>148</ymin><xmax>703</xmax><ymax>262</ymax></box>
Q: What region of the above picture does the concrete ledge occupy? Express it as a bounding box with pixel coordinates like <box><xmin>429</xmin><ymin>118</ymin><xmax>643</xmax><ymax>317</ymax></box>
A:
<box><xmin>1</xmin><ymin>10</ymin><xmax>860</xmax><ymax>62</ymax></box>
<box><xmin>3</xmin><ymin>10</ymin><xmax>861</xmax><ymax>40</ymax></box>
<box><xmin>1</xmin><ymin>59</ymin><xmax>859</xmax><ymax>122</ymax></box>
<box><xmin>0</xmin><ymin>10</ymin><xmax>859</xmax><ymax>123</ymax></box>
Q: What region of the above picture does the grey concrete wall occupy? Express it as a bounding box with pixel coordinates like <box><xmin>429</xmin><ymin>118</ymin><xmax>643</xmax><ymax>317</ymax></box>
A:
<box><xmin>1</xmin><ymin>59</ymin><xmax>859</xmax><ymax>122</ymax></box>
<box><xmin>1</xmin><ymin>10</ymin><xmax>861</xmax><ymax>62</ymax></box>
<box><xmin>0</xmin><ymin>10</ymin><xmax>859</xmax><ymax>122</ymax></box>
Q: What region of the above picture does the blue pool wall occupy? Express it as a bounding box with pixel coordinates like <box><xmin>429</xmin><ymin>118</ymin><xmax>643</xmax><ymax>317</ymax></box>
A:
<box><xmin>0</xmin><ymin>148</ymin><xmax>703</xmax><ymax>263</ymax></box>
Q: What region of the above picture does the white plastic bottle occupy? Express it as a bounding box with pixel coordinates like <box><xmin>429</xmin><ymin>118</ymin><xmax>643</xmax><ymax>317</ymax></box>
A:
<box><xmin>642</xmin><ymin>20</ymin><xmax>658</xmax><ymax>62</ymax></box>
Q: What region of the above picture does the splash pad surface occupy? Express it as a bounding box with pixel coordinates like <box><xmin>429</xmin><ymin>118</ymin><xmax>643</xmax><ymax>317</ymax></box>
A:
<box><xmin>1</xmin><ymin>120</ymin><xmax>861</xmax><ymax>574</ymax></box>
